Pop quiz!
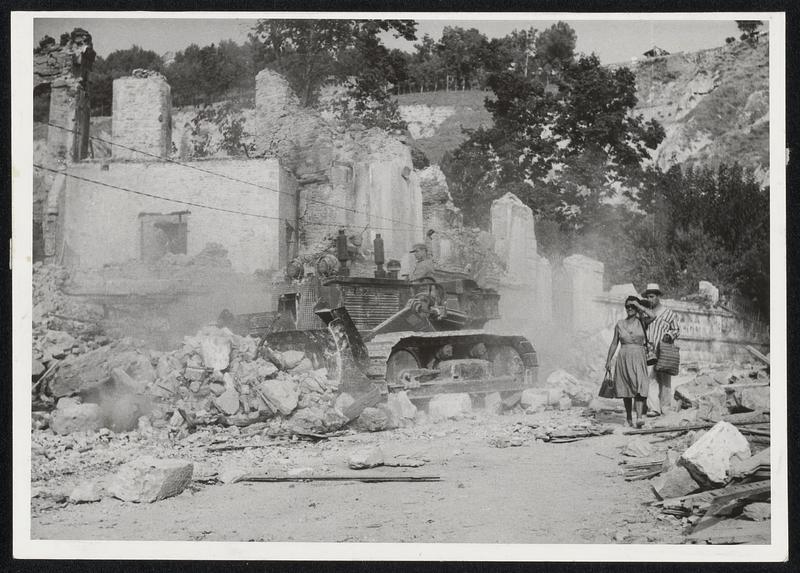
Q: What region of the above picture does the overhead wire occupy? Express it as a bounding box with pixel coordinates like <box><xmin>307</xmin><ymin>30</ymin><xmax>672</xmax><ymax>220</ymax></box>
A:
<box><xmin>45</xmin><ymin>121</ymin><xmax>425</xmax><ymax>231</ymax></box>
<box><xmin>32</xmin><ymin>163</ymin><xmax>415</xmax><ymax>233</ymax></box>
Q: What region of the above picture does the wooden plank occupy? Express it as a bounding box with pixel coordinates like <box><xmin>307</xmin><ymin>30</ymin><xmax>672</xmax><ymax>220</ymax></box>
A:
<box><xmin>687</xmin><ymin>519</ymin><xmax>770</xmax><ymax>544</ymax></box>
<box><xmin>240</xmin><ymin>475</ymin><xmax>441</xmax><ymax>483</ymax></box>
<box><xmin>624</xmin><ymin>419</ymin><xmax>769</xmax><ymax>435</ymax></box>
<box><xmin>745</xmin><ymin>345</ymin><xmax>770</xmax><ymax>365</ymax></box>
<box><xmin>660</xmin><ymin>480</ymin><xmax>770</xmax><ymax>510</ymax></box>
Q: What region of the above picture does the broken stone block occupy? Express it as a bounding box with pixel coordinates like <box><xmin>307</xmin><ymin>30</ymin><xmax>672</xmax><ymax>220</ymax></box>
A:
<box><xmin>520</xmin><ymin>388</ymin><xmax>553</xmax><ymax>412</ymax></box>
<box><xmin>68</xmin><ymin>481</ymin><xmax>101</xmax><ymax>503</ymax></box>
<box><xmin>108</xmin><ymin>457</ymin><xmax>193</xmax><ymax>503</ymax></box>
<box><xmin>288</xmin><ymin>407</ymin><xmax>327</xmax><ymax>434</ymax></box>
<box><xmin>50</xmin><ymin>398</ymin><xmax>104</xmax><ymax>435</ymax></box>
<box><xmin>200</xmin><ymin>335</ymin><xmax>231</xmax><ymax>371</ymax></box>
<box><xmin>650</xmin><ymin>465</ymin><xmax>701</xmax><ymax>500</ymax></box>
<box><xmin>741</xmin><ymin>502</ymin><xmax>771</xmax><ymax>521</ymax></box>
<box><xmin>214</xmin><ymin>388</ymin><xmax>241</xmax><ymax>416</ymax></box>
<box><xmin>377</xmin><ymin>403</ymin><xmax>401</xmax><ymax>430</ymax></box>
<box><xmin>679</xmin><ymin>421</ymin><xmax>751</xmax><ymax>486</ymax></box>
<box><xmin>258</xmin><ymin>379</ymin><xmax>299</xmax><ymax>415</ymax></box>
<box><xmin>674</xmin><ymin>374</ymin><xmax>721</xmax><ymax>409</ymax></box>
<box><xmin>427</xmin><ymin>393</ymin><xmax>472</xmax><ymax>422</ymax></box>
<box><xmin>334</xmin><ymin>392</ymin><xmax>355</xmax><ymax>415</ymax></box>
<box><xmin>545</xmin><ymin>369</ymin><xmax>594</xmax><ymax>406</ymax></box>
<box><xmin>483</xmin><ymin>392</ymin><xmax>503</xmax><ymax>415</ymax></box>
<box><xmin>348</xmin><ymin>447</ymin><xmax>385</xmax><ymax>469</ymax></box>
<box><xmin>32</xmin><ymin>359</ymin><xmax>45</xmax><ymax>377</ymax></box>
<box><xmin>356</xmin><ymin>407</ymin><xmax>390</xmax><ymax>432</ymax></box>
<box><xmin>387</xmin><ymin>391</ymin><xmax>418</xmax><ymax>422</ymax></box>
<box><xmin>280</xmin><ymin>350</ymin><xmax>306</xmax><ymax>370</ymax></box>
<box><xmin>726</xmin><ymin>386</ymin><xmax>770</xmax><ymax>413</ymax></box>
<box><xmin>623</xmin><ymin>437</ymin><xmax>654</xmax><ymax>458</ymax></box>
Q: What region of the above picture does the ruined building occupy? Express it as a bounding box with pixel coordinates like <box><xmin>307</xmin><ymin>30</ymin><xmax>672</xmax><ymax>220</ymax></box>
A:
<box><xmin>35</xmin><ymin>40</ymin><xmax>422</xmax><ymax>275</ymax></box>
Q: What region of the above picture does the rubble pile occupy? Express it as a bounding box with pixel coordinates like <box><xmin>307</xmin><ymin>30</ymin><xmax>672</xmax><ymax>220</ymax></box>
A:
<box><xmin>32</xmin><ymin>263</ymin><xmax>107</xmax><ymax>384</ymax></box>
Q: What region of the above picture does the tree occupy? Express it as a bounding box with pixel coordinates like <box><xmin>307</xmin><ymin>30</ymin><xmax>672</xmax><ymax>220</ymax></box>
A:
<box><xmin>736</xmin><ymin>20</ymin><xmax>763</xmax><ymax>44</ymax></box>
<box><xmin>444</xmin><ymin>44</ymin><xmax>664</xmax><ymax>233</ymax></box>
<box><xmin>249</xmin><ymin>19</ymin><xmax>416</xmax><ymax>106</ymax></box>
<box><xmin>436</xmin><ymin>26</ymin><xmax>490</xmax><ymax>90</ymax></box>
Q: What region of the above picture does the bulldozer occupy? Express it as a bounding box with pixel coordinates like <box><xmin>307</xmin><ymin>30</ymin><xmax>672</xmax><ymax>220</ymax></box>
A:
<box><xmin>219</xmin><ymin>232</ymin><xmax>538</xmax><ymax>401</ymax></box>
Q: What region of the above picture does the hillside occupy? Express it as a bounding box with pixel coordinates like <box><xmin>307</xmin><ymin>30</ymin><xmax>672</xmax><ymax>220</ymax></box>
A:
<box><xmin>395</xmin><ymin>37</ymin><xmax>770</xmax><ymax>185</ymax></box>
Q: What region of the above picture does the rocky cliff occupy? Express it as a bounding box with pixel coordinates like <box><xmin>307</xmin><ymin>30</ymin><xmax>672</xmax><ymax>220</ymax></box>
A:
<box><xmin>396</xmin><ymin>37</ymin><xmax>770</xmax><ymax>186</ymax></box>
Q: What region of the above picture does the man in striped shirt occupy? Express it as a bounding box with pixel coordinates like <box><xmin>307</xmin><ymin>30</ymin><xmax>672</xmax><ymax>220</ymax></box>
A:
<box><xmin>640</xmin><ymin>283</ymin><xmax>681</xmax><ymax>415</ymax></box>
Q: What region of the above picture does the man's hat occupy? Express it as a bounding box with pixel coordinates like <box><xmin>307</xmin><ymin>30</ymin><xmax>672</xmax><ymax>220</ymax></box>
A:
<box><xmin>643</xmin><ymin>282</ymin><xmax>662</xmax><ymax>296</ymax></box>
<box><xmin>410</xmin><ymin>242</ymin><xmax>427</xmax><ymax>253</ymax></box>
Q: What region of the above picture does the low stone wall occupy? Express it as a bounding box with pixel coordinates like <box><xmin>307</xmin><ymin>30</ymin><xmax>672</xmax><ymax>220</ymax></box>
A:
<box><xmin>592</xmin><ymin>295</ymin><xmax>769</xmax><ymax>364</ymax></box>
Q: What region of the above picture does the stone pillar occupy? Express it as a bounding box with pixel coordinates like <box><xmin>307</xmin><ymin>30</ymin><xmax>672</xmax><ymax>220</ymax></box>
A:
<box><xmin>490</xmin><ymin>192</ymin><xmax>538</xmax><ymax>281</ymax></box>
<box><xmin>562</xmin><ymin>254</ymin><xmax>605</xmax><ymax>332</ymax></box>
<box><xmin>112</xmin><ymin>72</ymin><xmax>172</xmax><ymax>160</ymax></box>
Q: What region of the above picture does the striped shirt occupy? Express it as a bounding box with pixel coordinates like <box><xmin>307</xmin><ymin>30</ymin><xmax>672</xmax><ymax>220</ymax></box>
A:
<box><xmin>646</xmin><ymin>305</ymin><xmax>680</xmax><ymax>350</ymax></box>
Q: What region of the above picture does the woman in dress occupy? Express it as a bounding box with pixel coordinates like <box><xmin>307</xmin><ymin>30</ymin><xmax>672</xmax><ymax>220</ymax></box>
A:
<box><xmin>604</xmin><ymin>296</ymin><xmax>650</xmax><ymax>427</ymax></box>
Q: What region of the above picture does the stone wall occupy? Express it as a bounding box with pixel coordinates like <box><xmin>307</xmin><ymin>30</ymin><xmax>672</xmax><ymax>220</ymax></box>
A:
<box><xmin>592</xmin><ymin>294</ymin><xmax>769</xmax><ymax>364</ymax></box>
<box><xmin>112</xmin><ymin>72</ymin><xmax>172</xmax><ymax>160</ymax></box>
<box><xmin>57</xmin><ymin>159</ymin><xmax>296</xmax><ymax>273</ymax></box>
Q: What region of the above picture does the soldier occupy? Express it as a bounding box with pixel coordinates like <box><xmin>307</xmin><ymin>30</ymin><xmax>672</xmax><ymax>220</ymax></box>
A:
<box><xmin>408</xmin><ymin>242</ymin><xmax>436</xmax><ymax>281</ymax></box>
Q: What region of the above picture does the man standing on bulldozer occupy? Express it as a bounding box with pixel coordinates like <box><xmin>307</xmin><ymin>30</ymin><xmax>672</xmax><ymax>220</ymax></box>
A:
<box><xmin>408</xmin><ymin>242</ymin><xmax>436</xmax><ymax>281</ymax></box>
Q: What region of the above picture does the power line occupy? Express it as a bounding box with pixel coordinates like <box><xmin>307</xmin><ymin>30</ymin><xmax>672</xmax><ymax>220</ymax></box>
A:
<box><xmin>46</xmin><ymin>121</ymin><xmax>425</xmax><ymax>231</ymax></box>
<box><xmin>32</xmin><ymin>163</ymin><xmax>415</xmax><ymax>234</ymax></box>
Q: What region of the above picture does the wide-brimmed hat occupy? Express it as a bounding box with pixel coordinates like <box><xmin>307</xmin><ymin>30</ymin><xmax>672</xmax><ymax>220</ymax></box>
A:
<box><xmin>410</xmin><ymin>242</ymin><xmax>427</xmax><ymax>253</ymax></box>
<box><xmin>643</xmin><ymin>282</ymin><xmax>662</xmax><ymax>296</ymax></box>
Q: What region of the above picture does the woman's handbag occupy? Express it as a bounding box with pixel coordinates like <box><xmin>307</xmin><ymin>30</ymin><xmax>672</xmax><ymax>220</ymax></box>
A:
<box><xmin>598</xmin><ymin>372</ymin><xmax>616</xmax><ymax>399</ymax></box>
<box><xmin>640</xmin><ymin>318</ymin><xmax>658</xmax><ymax>366</ymax></box>
<box><xmin>655</xmin><ymin>340</ymin><xmax>681</xmax><ymax>375</ymax></box>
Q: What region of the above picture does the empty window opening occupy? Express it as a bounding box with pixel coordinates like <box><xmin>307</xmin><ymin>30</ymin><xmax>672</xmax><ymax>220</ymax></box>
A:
<box><xmin>139</xmin><ymin>211</ymin><xmax>190</xmax><ymax>262</ymax></box>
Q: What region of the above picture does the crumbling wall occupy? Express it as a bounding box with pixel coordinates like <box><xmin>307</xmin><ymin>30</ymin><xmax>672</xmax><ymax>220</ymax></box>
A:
<box><xmin>112</xmin><ymin>71</ymin><xmax>172</xmax><ymax>160</ymax></box>
<box><xmin>254</xmin><ymin>70</ymin><xmax>423</xmax><ymax>266</ymax></box>
<box><xmin>59</xmin><ymin>159</ymin><xmax>295</xmax><ymax>273</ymax></box>
<box><xmin>34</xmin><ymin>28</ymin><xmax>95</xmax><ymax>163</ymax></box>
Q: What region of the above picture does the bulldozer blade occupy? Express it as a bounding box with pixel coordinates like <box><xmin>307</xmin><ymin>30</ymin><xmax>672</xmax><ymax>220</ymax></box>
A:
<box><xmin>315</xmin><ymin>305</ymin><xmax>374</xmax><ymax>392</ymax></box>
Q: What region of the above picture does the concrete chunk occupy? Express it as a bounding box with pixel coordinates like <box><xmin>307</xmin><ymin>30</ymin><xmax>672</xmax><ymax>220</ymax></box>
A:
<box><xmin>679</xmin><ymin>421</ymin><xmax>751</xmax><ymax>486</ymax></box>
<box><xmin>200</xmin><ymin>335</ymin><xmax>231</xmax><ymax>371</ymax></box>
<box><xmin>356</xmin><ymin>407</ymin><xmax>390</xmax><ymax>432</ymax></box>
<box><xmin>50</xmin><ymin>398</ymin><xmax>104</xmax><ymax>435</ymax></box>
<box><xmin>741</xmin><ymin>502</ymin><xmax>771</xmax><ymax>521</ymax></box>
<box><xmin>348</xmin><ymin>447</ymin><xmax>385</xmax><ymax>469</ymax></box>
<box><xmin>622</xmin><ymin>437</ymin><xmax>654</xmax><ymax>458</ymax></box>
<box><xmin>214</xmin><ymin>388</ymin><xmax>241</xmax><ymax>416</ymax></box>
<box><xmin>387</xmin><ymin>391</ymin><xmax>418</xmax><ymax>422</ymax></box>
<box><xmin>650</xmin><ymin>465</ymin><xmax>701</xmax><ymax>500</ymax></box>
<box><xmin>108</xmin><ymin>457</ymin><xmax>193</xmax><ymax>503</ymax></box>
<box><xmin>68</xmin><ymin>481</ymin><xmax>102</xmax><ymax>503</ymax></box>
<box><xmin>428</xmin><ymin>393</ymin><xmax>472</xmax><ymax>422</ymax></box>
<box><xmin>258</xmin><ymin>378</ymin><xmax>299</xmax><ymax>415</ymax></box>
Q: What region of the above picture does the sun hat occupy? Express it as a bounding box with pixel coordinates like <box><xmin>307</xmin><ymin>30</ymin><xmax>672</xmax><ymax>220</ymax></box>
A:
<box><xmin>643</xmin><ymin>282</ymin><xmax>662</xmax><ymax>296</ymax></box>
<box><xmin>409</xmin><ymin>242</ymin><xmax>427</xmax><ymax>253</ymax></box>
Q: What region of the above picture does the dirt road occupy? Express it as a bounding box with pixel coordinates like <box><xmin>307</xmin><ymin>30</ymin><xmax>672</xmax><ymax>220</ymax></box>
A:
<box><xmin>31</xmin><ymin>409</ymin><xmax>687</xmax><ymax>544</ymax></box>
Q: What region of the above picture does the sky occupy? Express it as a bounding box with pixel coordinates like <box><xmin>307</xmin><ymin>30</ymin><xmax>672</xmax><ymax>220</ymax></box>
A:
<box><xmin>33</xmin><ymin>15</ymin><xmax>746</xmax><ymax>65</ymax></box>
